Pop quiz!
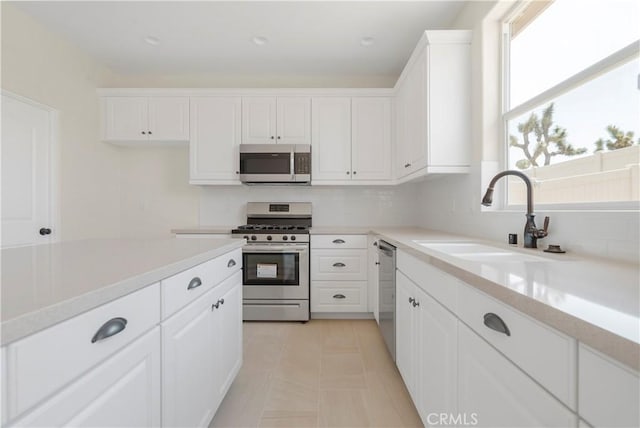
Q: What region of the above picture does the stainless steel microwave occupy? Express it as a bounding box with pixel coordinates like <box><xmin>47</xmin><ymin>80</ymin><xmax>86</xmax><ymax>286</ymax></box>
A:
<box><xmin>239</xmin><ymin>144</ymin><xmax>311</xmax><ymax>184</ymax></box>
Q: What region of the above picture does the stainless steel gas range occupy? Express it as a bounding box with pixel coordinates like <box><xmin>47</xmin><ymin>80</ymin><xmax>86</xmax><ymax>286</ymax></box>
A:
<box><xmin>232</xmin><ymin>202</ymin><xmax>311</xmax><ymax>321</ymax></box>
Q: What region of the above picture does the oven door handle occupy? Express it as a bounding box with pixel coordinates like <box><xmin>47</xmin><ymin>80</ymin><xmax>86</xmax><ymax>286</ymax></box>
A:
<box><xmin>244</xmin><ymin>245</ymin><xmax>308</xmax><ymax>253</ymax></box>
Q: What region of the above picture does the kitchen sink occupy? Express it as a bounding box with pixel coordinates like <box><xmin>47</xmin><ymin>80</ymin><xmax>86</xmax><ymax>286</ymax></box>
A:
<box><xmin>413</xmin><ymin>241</ymin><xmax>552</xmax><ymax>263</ymax></box>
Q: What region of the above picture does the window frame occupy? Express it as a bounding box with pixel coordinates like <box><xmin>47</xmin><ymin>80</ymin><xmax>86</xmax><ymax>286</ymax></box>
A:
<box><xmin>500</xmin><ymin>0</ymin><xmax>640</xmax><ymax>212</ymax></box>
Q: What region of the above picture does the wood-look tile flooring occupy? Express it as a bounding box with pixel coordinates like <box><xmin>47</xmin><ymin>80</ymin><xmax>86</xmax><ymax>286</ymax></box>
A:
<box><xmin>210</xmin><ymin>319</ymin><xmax>423</xmax><ymax>428</ymax></box>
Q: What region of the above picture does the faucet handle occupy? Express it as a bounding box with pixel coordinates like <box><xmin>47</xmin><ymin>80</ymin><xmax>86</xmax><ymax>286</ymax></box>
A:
<box><xmin>536</xmin><ymin>216</ymin><xmax>550</xmax><ymax>238</ymax></box>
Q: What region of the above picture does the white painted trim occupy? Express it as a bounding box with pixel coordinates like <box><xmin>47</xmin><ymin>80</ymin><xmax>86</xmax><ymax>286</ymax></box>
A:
<box><xmin>504</xmin><ymin>41</ymin><xmax>639</xmax><ymax>120</ymax></box>
<box><xmin>97</xmin><ymin>88</ymin><xmax>395</xmax><ymax>97</ymax></box>
<box><xmin>0</xmin><ymin>90</ymin><xmax>61</xmax><ymax>244</ymax></box>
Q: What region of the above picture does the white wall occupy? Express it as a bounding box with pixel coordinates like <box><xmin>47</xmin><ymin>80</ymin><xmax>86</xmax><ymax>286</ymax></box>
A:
<box><xmin>199</xmin><ymin>184</ymin><xmax>421</xmax><ymax>227</ymax></box>
<box><xmin>1</xmin><ymin>3</ymin><xmax>122</xmax><ymax>241</ymax></box>
<box><xmin>414</xmin><ymin>1</ymin><xmax>640</xmax><ymax>264</ymax></box>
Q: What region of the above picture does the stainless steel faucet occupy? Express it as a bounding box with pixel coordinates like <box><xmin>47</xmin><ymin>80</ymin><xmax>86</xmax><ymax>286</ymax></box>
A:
<box><xmin>481</xmin><ymin>170</ymin><xmax>549</xmax><ymax>249</ymax></box>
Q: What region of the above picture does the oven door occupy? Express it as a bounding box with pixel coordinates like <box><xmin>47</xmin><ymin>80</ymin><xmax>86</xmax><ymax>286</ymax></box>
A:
<box><xmin>242</xmin><ymin>243</ymin><xmax>309</xmax><ymax>300</ymax></box>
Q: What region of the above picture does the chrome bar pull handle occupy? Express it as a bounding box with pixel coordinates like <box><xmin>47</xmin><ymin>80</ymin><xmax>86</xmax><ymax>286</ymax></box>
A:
<box><xmin>332</xmin><ymin>239</ymin><xmax>345</xmax><ymax>244</ymax></box>
<box><xmin>333</xmin><ymin>262</ymin><xmax>346</xmax><ymax>267</ymax></box>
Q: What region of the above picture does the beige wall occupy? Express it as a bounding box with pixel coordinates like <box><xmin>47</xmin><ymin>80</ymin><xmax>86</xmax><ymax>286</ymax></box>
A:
<box><xmin>1</xmin><ymin>3</ymin><xmax>201</xmax><ymax>240</ymax></box>
<box><xmin>1</xmin><ymin>2</ymin><xmax>122</xmax><ymax>240</ymax></box>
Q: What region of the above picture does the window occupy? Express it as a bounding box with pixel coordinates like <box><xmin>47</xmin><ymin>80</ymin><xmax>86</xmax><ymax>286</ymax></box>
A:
<box><xmin>503</xmin><ymin>0</ymin><xmax>639</xmax><ymax>206</ymax></box>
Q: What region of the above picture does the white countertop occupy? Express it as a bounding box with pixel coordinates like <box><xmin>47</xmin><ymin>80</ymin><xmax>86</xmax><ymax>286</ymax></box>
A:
<box><xmin>1</xmin><ymin>238</ymin><xmax>244</xmax><ymax>345</ymax></box>
<box><xmin>171</xmin><ymin>226</ymin><xmax>233</xmax><ymax>234</ymax></box>
<box><xmin>371</xmin><ymin>227</ymin><xmax>640</xmax><ymax>370</ymax></box>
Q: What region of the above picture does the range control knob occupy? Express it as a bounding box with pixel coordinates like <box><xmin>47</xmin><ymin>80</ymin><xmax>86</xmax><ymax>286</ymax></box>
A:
<box><xmin>282</xmin><ymin>236</ymin><xmax>288</xmax><ymax>241</ymax></box>
<box><xmin>291</xmin><ymin>235</ymin><xmax>296</xmax><ymax>241</ymax></box>
<box><xmin>251</xmin><ymin>235</ymin><xmax>257</xmax><ymax>241</ymax></box>
<box><xmin>243</xmin><ymin>235</ymin><xmax>249</xmax><ymax>240</ymax></box>
<box><xmin>267</xmin><ymin>235</ymin><xmax>272</xmax><ymax>241</ymax></box>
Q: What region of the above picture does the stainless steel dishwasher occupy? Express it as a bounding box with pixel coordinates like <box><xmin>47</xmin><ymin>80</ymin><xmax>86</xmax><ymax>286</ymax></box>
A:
<box><xmin>377</xmin><ymin>240</ymin><xmax>396</xmax><ymax>361</ymax></box>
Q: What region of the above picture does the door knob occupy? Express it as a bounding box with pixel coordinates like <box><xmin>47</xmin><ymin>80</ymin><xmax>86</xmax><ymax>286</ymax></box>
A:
<box><xmin>39</xmin><ymin>228</ymin><xmax>52</xmax><ymax>236</ymax></box>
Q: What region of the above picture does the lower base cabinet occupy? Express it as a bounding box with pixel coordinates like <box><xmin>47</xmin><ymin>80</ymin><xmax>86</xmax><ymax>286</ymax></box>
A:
<box><xmin>162</xmin><ymin>271</ymin><xmax>242</xmax><ymax>427</ymax></box>
<box><xmin>10</xmin><ymin>328</ymin><xmax>161</xmax><ymax>427</ymax></box>
<box><xmin>396</xmin><ymin>271</ymin><xmax>458</xmax><ymax>426</ymax></box>
<box><xmin>458</xmin><ymin>324</ymin><xmax>576</xmax><ymax>427</ymax></box>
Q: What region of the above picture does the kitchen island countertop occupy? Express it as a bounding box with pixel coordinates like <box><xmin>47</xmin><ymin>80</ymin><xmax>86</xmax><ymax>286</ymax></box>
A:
<box><xmin>1</xmin><ymin>237</ymin><xmax>244</xmax><ymax>345</ymax></box>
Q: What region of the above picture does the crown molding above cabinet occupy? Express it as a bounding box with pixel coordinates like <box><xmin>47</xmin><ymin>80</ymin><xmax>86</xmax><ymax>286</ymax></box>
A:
<box><xmin>98</xmin><ymin>30</ymin><xmax>472</xmax><ymax>186</ymax></box>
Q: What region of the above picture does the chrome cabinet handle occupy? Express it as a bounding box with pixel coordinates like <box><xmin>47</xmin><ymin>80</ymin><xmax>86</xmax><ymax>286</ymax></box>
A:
<box><xmin>227</xmin><ymin>259</ymin><xmax>236</xmax><ymax>268</ymax></box>
<box><xmin>92</xmin><ymin>317</ymin><xmax>127</xmax><ymax>343</ymax></box>
<box><xmin>212</xmin><ymin>301</ymin><xmax>220</xmax><ymax>310</ymax></box>
<box><xmin>483</xmin><ymin>313</ymin><xmax>511</xmax><ymax>336</ymax></box>
<box><xmin>333</xmin><ymin>262</ymin><xmax>346</xmax><ymax>267</ymax></box>
<box><xmin>333</xmin><ymin>294</ymin><xmax>346</xmax><ymax>299</ymax></box>
<box><xmin>332</xmin><ymin>239</ymin><xmax>346</xmax><ymax>244</ymax></box>
<box><xmin>219</xmin><ymin>298</ymin><xmax>225</xmax><ymax>305</ymax></box>
<box><xmin>404</xmin><ymin>163</ymin><xmax>410</xmax><ymax>168</ymax></box>
<box><xmin>373</xmin><ymin>242</ymin><xmax>378</xmax><ymax>247</ymax></box>
<box><xmin>412</xmin><ymin>300</ymin><xmax>420</xmax><ymax>307</ymax></box>
<box><xmin>187</xmin><ymin>277</ymin><xmax>202</xmax><ymax>290</ymax></box>
<box><xmin>408</xmin><ymin>297</ymin><xmax>415</xmax><ymax>304</ymax></box>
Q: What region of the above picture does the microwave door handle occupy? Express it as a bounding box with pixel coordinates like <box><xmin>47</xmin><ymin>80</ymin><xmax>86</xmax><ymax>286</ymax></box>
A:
<box><xmin>290</xmin><ymin>150</ymin><xmax>295</xmax><ymax>180</ymax></box>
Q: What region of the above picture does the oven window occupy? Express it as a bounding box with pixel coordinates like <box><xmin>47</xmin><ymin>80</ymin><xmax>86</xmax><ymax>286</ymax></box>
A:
<box><xmin>240</xmin><ymin>153</ymin><xmax>291</xmax><ymax>174</ymax></box>
<box><xmin>243</xmin><ymin>252</ymin><xmax>299</xmax><ymax>285</ymax></box>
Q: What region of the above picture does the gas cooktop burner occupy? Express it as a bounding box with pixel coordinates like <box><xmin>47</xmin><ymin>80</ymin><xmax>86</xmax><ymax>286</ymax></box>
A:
<box><xmin>234</xmin><ymin>224</ymin><xmax>309</xmax><ymax>233</ymax></box>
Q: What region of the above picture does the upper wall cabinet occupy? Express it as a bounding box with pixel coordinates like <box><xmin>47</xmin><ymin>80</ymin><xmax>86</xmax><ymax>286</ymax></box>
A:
<box><xmin>241</xmin><ymin>97</ymin><xmax>311</xmax><ymax>145</ymax></box>
<box><xmin>101</xmin><ymin>96</ymin><xmax>190</xmax><ymax>144</ymax></box>
<box><xmin>189</xmin><ymin>97</ymin><xmax>242</xmax><ymax>185</ymax></box>
<box><xmin>395</xmin><ymin>30</ymin><xmax>472</xmax><ymax>181</ymax></box>
<box><xmin>312</xmin><ymin>97</ymin><xmax>392</xmax><ymax>184</ymax></box>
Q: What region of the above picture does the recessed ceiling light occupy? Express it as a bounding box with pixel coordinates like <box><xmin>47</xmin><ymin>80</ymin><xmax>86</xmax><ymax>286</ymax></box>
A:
<box><xmin>251</xmin><ymin>36</ymin><xmax>268</xmax><ymax>46</ymax></box>
<box><xmin>144</xmin><ymin>36</ymin><xmax>160</xmax><ymax>46</ymax></box>
<box><xmin>360</xmin><ymin>37</ymin><xmax>375</xmax><ymax>47</ymax></box>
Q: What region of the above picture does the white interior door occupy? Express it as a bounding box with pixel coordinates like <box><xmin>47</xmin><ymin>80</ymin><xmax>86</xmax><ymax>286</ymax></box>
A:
<box><xmin>1</xmin><ymin>93</ymin><xmax>55</xmax><ymax>247</ymax></box>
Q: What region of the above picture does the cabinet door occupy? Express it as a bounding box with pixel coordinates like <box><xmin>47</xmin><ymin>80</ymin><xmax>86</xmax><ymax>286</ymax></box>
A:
<box><xmin>162</xmin><ymin>289</ymin><xmax>217</xmax><ymax>428</ymax></box>
<box><xmin>311</xmin><ymin>97</ymin><xmax>352</xmax><ymax>181</ymax></box>
<box><xmin>351</xmin><ymin>97</ymin><xmax>392</xmax><ymax>180</ymax></box>
<box><xmin>395</xmin><ymin>271</ymin><xmax>416</xmax><ymax>396</ymax></box>
<box><xmin>102</xmin><ymin>97</ymin><xmax>148</xmax><ymax>141</ymax></box>
<box><xmin>148</xmin><ymin>97</ymin><xmax>189</xmax><ymax>141</ymax></box>
<box><xmin>212</xmin><ymin>273</ymin><xmax>243</xmax><ymax>406</ymax></box>
<box><xmin>10</xmin><ymin>328</ymin><xmax>161</xmax><ymax>427</ymax></box>
<box><xmin>417</xmin><ymin>289</ymin><xmax>458</xmax><ymax>423</ymax></box>
<box><xmin>395</xmin><ymin>82</ymin><xmax>410</xmax><ymax>177</ymax></box>
<box><xmin>190</xmin><ymin>97</ymin><xmax>242</xmax><ymax>183</ymax></box>
<box><xmin>276</xmin><ymin>97</ymin><xmax>311</xmax><ymax>144</ymax></box>
<box><xmin>458</xmin><ymin>324</ymin><xmax>576</xmax><ymax>428</ymax></box>
<box><xmin>405</xmin><ymin>49</ymin><xmax>428</xmax><ymax>173</ymax></box>
<box><xmin>242</xmin><ymin>97</ymin><xmax>277</xmax><ymax>144</ymax></box>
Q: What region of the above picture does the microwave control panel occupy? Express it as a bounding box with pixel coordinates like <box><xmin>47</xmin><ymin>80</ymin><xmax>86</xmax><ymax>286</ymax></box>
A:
<box><xmin>294</xmin><ymin>153</ymin><xmax>311</xmax><ymax>174</ymax></box>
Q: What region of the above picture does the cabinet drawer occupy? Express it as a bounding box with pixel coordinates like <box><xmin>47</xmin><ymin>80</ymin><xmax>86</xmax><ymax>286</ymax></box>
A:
<box><xmin>397</xmin><ymin>250</ymin><xmax>458</xmax><ymax>311</ymax></box>
<box><xmin>6</xmin><ymin>283</ymin><xmax>160</xmax><ymax>419</ymax></box>
<box><xmin>311</xmin><ymin>235</ymin><xmax>367</xmax><ymax>249</ymax></box>
<box><xmin>311</xmin><ymin>282</ymin><xmax>367</xmax><ymax>312</ymax></box>
<box><xmin>311</xmin><ymin>249</ymin><xmax>367</xmax><ymax>281</ymax></box>
<box><xmin>457</xmin><ymin>283</ymin><xmax>577</xmax><ymax>409</ymax></box>
<box><xmin>9</xmin><ymin>328</ymin><xmax>161</xmax><ymax>428</ymax></box>
<box><xmin>579</xmin><ymin>344</ymin><xmax>639</xmax><ymax>428</ymax></box>
<box><xmin>162</xmin><ymin>248</ymin><xmax>242</xmax><ymax>318</ymax></box>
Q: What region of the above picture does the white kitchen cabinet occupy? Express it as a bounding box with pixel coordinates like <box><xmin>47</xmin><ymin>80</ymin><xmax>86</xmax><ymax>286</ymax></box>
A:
<box><xmin>311</xmin><ymin>97</ymin><xmax>352</xmax><ymax>181</ymax></box>
<box><xmin>190</xmin><ymin>97</ymin><xmax>242</xmax><ymax>184</ymax></box>
<box><xmin>161</xmin><ymin>288</ymin><xmax>217</xmax><ymax>427</ymax></box>
<box><xmin>162</xmin><ymin>270</ymin><xmax>243</xmax><ymax>427</ymax></box>
<box><xmin>396</xmin><ymin>270</ymin><xmax>458</xmax><ymax>425</ymax></box>
<box><xmin>242</xmin><ymin>97</ymin><xmax>311</xmax><ymax>144</ymax></box>
<box><xmin>395</xmin><ymin>30</ymin><xmax>471</xmax><ymax>180</ymax></box>
<box><xmin>101</xmin><ymin>96</ymin><xmax>189</xmax><ymax>143</ymax></box>
<box><xmin>310</xmin><ymin>234</ymin><xmax>368</xmax><ymax>314</ymax></box>
<box><xmin>6</xmin><ymin>284</ymin><xmax>160</xmax><ymax>419</ymax></box>
<box><xmin>458</xmin><ymin>323</ymin><xmax>576</xmax><ymax>428</ymax></box>
<box><xmin>578</xmin><ymin>344</ymin><xmax>639</xmax><ymax>428</ymax></box>
<box><xmin>312</xmin><ymin>97</ymin><xmax>392</xmax><ymax>183</ymax></box>
<box><xmin>212</xmin><ymin>272</ymin><xmax>243</xmax><ymax>406</ymax></box>
<box><xmin>9</xmin><ymin>328</ymin><xmax>161</xmax><ymax>427</ymax></box>
<box><xmin>351</xmin><ymin>97</ymin><xmax>392</xmax><ymax>181</ymax></box>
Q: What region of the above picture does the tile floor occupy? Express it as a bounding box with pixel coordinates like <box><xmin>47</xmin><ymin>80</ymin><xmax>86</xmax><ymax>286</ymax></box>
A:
<box><xmin>209</xmin><ymin>319</ymin><xmax>423</xmax><ymax>428</ymax></box>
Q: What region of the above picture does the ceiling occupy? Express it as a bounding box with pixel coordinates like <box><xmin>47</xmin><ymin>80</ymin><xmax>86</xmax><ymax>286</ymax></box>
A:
<box><xmin>13</xmin><ymin>1</ymin><xmax>468</xmax><ymax>77</ymax></box>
